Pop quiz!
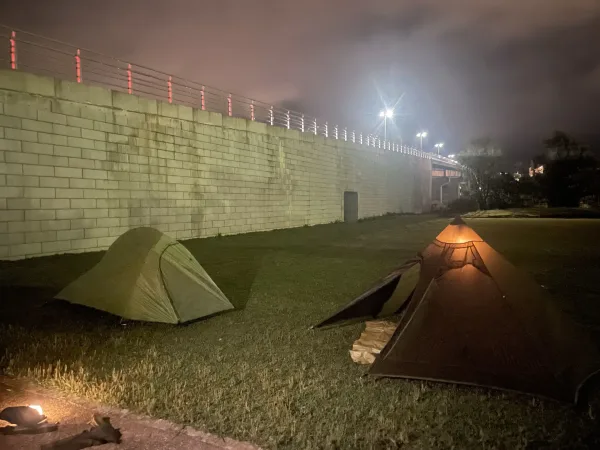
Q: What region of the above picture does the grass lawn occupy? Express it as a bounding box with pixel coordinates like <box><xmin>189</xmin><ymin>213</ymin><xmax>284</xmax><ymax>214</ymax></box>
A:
<box><xmin>2</xmin><ymin>215</ymin><xmax>600</xmax><ymax>449</ymax></box>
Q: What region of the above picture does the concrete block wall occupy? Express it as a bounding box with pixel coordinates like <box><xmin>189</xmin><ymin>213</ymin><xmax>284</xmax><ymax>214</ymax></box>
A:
<box><xmin>0</xmin><ymin>69</ymin><xmax>431</xmax><ymax>259</ymax></box>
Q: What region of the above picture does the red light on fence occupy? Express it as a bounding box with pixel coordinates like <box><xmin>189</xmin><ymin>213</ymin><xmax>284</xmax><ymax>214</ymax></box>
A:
<box><xmin>10</xmin><ymin>31</ymin><xmax>16</xmax><ymax>70</ymax></box>
<box><xmin>75</xmin><ymin>49</ymin><xmax>81</xmax><ymax>83</ymax></box>
<box><xmin>127</xmin><ymin>64</ymin><xmax>132</xmax><ymax>94</ymax></box>
<box><xmin>168</xmin><ymin>76</ymin><xmax>172</xmax><ymax>103</ymax></box>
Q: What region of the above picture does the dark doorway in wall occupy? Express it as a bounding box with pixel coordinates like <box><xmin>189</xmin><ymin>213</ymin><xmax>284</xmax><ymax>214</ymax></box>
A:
<box><xmin>344</xmin><ymin>191</ymin><xmax>358</xmax><ymax>223</ymax></box>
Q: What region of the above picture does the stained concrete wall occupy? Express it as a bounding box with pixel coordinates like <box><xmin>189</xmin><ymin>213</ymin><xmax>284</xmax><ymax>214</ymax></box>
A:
<box><xmin>0</xmin><ymin>70</ymin><xmax>431</xmax><ymax>260</ymax></box>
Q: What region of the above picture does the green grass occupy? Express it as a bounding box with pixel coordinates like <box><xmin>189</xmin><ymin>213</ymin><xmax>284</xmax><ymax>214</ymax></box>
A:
<box><xmin>2</xmin><ymin>215</ymin><xmax>600</xmax><ymax>449</ymax></box>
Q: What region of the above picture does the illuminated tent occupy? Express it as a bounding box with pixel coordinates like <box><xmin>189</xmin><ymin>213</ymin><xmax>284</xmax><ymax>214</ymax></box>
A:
<box><xmin>312</xmin><ymin>259</ymin><xmax>421</xmax><ymax>328</ymax></box>
<box><xmin>368</xmin><ymin>217</ymin><xmax>600</xmax><ymax>402</ymax></box>
<box><xmin>55</xmin><ymin>227</ymin><xmax>233</xmax><ymax>324</ymax></box>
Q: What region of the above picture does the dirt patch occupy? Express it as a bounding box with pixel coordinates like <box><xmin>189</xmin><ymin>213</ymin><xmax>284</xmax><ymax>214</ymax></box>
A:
<box><xmin>0</xmin><ymin>377</ymin><xmax>259</xmax><ymax>450</ymax></box>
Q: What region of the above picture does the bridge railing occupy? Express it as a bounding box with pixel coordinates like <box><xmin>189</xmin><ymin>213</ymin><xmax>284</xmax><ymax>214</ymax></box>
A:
<box><xmin>1</xmin><ymin>25</ymin><xmax>462</xmax><ymax>165</ymax></box>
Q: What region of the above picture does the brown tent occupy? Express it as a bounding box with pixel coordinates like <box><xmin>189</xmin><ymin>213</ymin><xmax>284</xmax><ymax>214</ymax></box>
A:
<box><xmin>367</xmin><ymin>216</ymin><xmax>600</xmax><ymax>403</ymax></box>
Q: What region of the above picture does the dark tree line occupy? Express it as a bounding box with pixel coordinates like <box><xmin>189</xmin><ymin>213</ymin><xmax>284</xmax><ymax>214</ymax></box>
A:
<box><xmin>455</xmin><ymin>131</ymin><xmax>600</xmax><ymax>211</ymax></box>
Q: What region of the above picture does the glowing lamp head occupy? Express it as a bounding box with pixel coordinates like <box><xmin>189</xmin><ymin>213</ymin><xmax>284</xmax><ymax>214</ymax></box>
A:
<box><xmin>385</xmin><ymin>108</ymin><xmax>394</xmax><ymax>118</ymax></box>
<box><xmin>29</xmin><ymin>405</ymin><xmax>43</xmax><ymax>415</ymax></box>
<box><xmin>435</xmin><ymin>216</ymin><xmax>483</xmax><ymax>245</ymax></box>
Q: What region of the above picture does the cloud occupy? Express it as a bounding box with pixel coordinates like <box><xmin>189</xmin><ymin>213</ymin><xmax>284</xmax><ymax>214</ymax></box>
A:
<box><xmin>3</xmin><ymin>0</ymin><xmax>600</xmax><ymax>155</ymax></box>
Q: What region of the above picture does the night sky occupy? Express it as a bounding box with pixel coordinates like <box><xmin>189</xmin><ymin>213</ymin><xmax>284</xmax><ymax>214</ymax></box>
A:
<box><xmin>2</xmin><ymin>0</ymin><xmax>600</xmax><ymax>160</ymax></box>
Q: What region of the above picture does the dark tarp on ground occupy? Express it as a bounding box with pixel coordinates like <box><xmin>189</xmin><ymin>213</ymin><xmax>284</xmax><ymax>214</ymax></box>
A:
<box><xmin>369</xmin><ymin>217</ymin><xmax>600</xmax><ymax>403</ymax></box>
<box><xmin>312</xmin><ymin>259</ymin><xmax>421</xmax><ymax>328</ymax></box>
<box><xmin>55</xmin><ymin>227</ymin><xmax>233</xmax><ymax>324</ymax></box>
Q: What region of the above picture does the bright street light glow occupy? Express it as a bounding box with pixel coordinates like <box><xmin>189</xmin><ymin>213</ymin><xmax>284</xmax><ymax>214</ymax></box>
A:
<box><xmin>448</xmin><ymin>154</ymin><xmax>455</xmax><ymax>159</ymax></box>
<box><xmin>379</xmin><ymin>109</ymin><xmax>394</xmax><ymax>140</ymax></box>
<box><xmin>379</xmin><ymin>109</ymin><xmax>394</xmax><ymax>118</ymax></box>
<box><xmin>434</xmin><ymin>142</ymin><xmax>444</xmax><ymax>148</ymax></box>
<box><xmin>416</xmin><ymin>131</ymin><xmax>428</xmax><ymax>138</ymax></box>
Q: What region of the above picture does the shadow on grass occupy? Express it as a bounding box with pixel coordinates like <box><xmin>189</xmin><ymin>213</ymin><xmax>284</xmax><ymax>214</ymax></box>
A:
<box><xmin>0</xmin><ymin>285</ymin><xmax>121</xmax><ymax>331</ymax></box>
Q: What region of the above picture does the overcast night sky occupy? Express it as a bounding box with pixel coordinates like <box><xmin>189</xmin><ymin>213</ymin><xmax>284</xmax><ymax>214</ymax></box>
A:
<box><xmin>2</xmin><ymin>0</ymin><xmax>600</xmax><ymax>161</ymax></box>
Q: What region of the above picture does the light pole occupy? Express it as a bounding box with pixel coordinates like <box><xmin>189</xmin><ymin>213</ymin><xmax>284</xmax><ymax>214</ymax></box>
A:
<box><xmin>416</xmin><ymin>131</ymin><xmax>427</xmax><ymax>150</ymax></box>
<box><xmin>434</xmin><ymin>142</ymin><xmax>444</xmax><ymax>155</ymax></box>
<box><xmin>379</xmin><ymin>108</ymin><xmax>394</xmax><ymax>140</ymax></box>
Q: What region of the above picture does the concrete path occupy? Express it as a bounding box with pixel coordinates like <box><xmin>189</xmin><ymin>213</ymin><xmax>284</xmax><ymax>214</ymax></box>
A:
<box><xmin>0</xmin><ymin>377</ymin><xmax>259</xmax><ymax>450</ymax></box>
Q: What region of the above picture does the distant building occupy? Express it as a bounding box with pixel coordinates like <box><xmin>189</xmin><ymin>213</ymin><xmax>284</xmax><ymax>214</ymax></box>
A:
<box><xmin>528</xmin><ymin>164</ymin><xmax>544</xmax><ymax>177</ymax></box>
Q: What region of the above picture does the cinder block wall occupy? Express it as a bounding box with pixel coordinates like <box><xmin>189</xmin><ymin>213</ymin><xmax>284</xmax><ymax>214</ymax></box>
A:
<box><xmin>0</xmin><ymin>70</ymin><xmax>431</xmax><ymax>260</ymax></box>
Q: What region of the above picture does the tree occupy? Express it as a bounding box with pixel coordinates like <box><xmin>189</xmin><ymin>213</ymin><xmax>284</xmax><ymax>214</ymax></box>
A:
<box><xmin>535</xmin><ymin>132</ymin><xmax>599</xmax><ymax>207</ymax></box>
<box><xmin>543</xmin><ymin>130</ymin><xmax>588</xmax><ymax>160</ymax></box>
<box><xmin>489</xmin><ymin>172</ymin><xmax>521</xmax><ymax>209</ymax></box>
<box><xmin>515</xmin><ymin>174</ymin><xmax>543</xmax><ymax>207</ymax></box>
<box><xmin>457</xmin><ymin>138</ymin><xmax>503</xmax><ymax>210</ymax></box>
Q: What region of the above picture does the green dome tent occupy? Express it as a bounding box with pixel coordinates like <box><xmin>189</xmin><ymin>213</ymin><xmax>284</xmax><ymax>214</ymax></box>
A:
<box><xmin>55</xmin><ymin>227</ymin><xmax>233</xmax><ymax>324</ymax></box>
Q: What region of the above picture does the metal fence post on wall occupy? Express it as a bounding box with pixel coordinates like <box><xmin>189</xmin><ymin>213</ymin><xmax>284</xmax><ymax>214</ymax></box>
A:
<box><xmin>344</xmin><ymin>128</ymin><xmax>347</xmax><ymax>141</ymax></box>
<box><xmin>168</xmin><ymin>76</ymin><xmax>173</xmax><ymax>103</ymax></box>
<box><xmin>301</xmin><ymin>114</ymin><xmax>305</xmax><ymax>132</ymax></box>
<box><xmin>250</xmin><ymin>101</ymin><xmax>255</xmax><ymax>121</ymax></box>
<box><xmin>313</xmin><ymin>118</ymin><xmax>317</xmax><ymax>135</ymax></box>
<box><xmin>75</xmin><ymin>49</ymin><xmax>82</xmax><ymax>83</ymax></box>
<box><xmin>334</xmin><ymin>125</ymin><xmax>338</xmax><ymax>140</ymax></box>
<box><xmin>286</xmin><ymin>110</ymin><xmax>290</xmax><ymax>129</ymax></box>
<box><xmin>324</xmin><ymin>122</ymin><xmax>328</xmax><ymax>138</ymax></box>
<box><xmin>352</xmin><ymin>130</ymin><xmax>355</xmax><ymax>143</ymax></box>
<box><xmin>228</xmin><ymin>94</ymin><xmax>232</xmax><ymax>116</ymax></box>
<box><xmin>127</xmin><ymin>64</ymin><xmax>132</xmax><ymax>94</ymax></box>
<box><xmin>360</xmin><ymin>133</ymin><xmax>363</xmax><ymax>145</ymax></box>
<box><xmin>269</xmin><ymin>106</ymin><xmax>274</xmax><ymax>126</ymax></box>
<box><xmin>201</xmin><ymin>86</ymin><xmax>205</xmax><ymax>110</ymax></box>
<box><xmin>9</xmin><ymin>31</ymin><xmax>16</xmax><ymax>70</ymax></box>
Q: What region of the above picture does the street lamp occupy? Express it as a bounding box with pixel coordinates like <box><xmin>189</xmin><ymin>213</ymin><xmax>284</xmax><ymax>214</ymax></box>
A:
<box><xmin>434</xmin><ymin>142</ymin><xmax>444</xmax><ymax>155</ymax></box>
<box><xmin>416</xmin><ymin>131</ymin><xmax>428</xmax><ymax>150</ymax></box>
<box><xmin>379</xmin><ymin>108</ymin><xmax>394</xmax><ymax>140</ymax></box>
